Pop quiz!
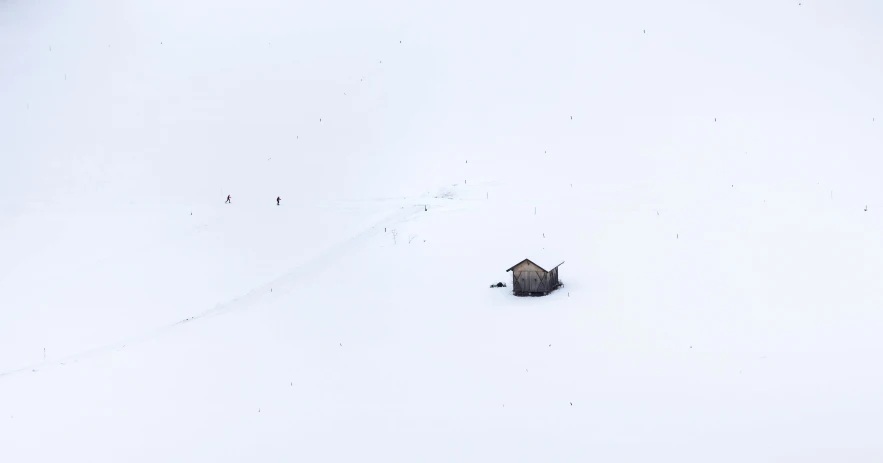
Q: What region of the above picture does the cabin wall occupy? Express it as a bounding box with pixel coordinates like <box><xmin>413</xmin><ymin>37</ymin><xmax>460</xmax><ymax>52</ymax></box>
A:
<box><xmin>510</xmin><ymin>261</ymin><xmax>562</xmax><ymax>295</ymax></box>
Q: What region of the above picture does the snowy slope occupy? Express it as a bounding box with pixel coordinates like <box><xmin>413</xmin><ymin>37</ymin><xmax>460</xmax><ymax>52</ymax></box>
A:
<box><xmin>3</xmin><ymin>0</ymin><xmax>883</xmax><ymax>461</ymax></box>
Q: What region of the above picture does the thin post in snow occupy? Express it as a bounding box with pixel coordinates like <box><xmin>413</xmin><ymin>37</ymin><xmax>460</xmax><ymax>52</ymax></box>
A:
<box><xmin>43</xmin><ymin>348</ymin><xmax>46</xmax><ymax>361</ymax></box>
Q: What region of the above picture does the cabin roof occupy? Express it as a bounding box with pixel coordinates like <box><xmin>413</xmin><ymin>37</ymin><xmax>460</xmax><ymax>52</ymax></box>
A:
<box><xmin>506</xmin><ymin>258</ymin><xmax>565</xmax><ymax>273</ymax></box>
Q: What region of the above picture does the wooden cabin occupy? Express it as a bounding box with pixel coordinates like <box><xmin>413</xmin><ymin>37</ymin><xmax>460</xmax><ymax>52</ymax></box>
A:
<box><xmin>506</xmin><ymin>258</ymin><xmax>564</xmax><ymax>296</ymax></box>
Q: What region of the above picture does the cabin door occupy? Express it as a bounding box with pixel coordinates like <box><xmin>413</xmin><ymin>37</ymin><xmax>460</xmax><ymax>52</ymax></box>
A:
<box><xmin>518</xmin><ymin>271</ymin><xmax>532</xmax><ymax>294</ymax></box>
<box><xmin>537</xmin><ymin>272</ymin><xmax>547</xmax><ymax>293</ymax></box>
<box><xmin>527</xmin><ymin>271</ymin><xmax>540</xmax><ymax>293</ymax></box>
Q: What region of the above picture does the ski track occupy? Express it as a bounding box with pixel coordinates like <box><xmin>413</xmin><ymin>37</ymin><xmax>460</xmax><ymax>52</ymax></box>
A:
<box><xmin>0</xmin><ymin>203</ymin><xmax>426</xmax><ymax>379</ymax></box>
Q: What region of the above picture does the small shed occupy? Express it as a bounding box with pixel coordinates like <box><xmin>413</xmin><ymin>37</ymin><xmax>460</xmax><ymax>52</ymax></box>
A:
<box><xmin>506</xmin><ymin>258</ymin><xmax>564</xmax><ymax>296</ymax></box>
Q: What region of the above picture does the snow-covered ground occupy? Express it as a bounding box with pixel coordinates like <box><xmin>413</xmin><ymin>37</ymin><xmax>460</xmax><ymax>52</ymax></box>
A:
<box><xmin>2</xmin><ymin>0</ymin><xmax>883</xmax><ymax>461</ymax></box>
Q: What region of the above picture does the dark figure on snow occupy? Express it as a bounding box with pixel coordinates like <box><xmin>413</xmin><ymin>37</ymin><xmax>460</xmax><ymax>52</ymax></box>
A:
<box><xmin>225</xmin><ymin>195</ymin><xmax>231</xmax><ymax>204</ymax></box>
<box><xmin>276</xmin><ymin>196</ymin><xmax>281</xmax><ymax>206</ymax></box>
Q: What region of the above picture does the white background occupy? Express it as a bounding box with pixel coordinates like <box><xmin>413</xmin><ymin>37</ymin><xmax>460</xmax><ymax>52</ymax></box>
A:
<box><xmin>2</xmin><ymin>0</ymin><xmax>883</xmax><ymax>461</ymax></box>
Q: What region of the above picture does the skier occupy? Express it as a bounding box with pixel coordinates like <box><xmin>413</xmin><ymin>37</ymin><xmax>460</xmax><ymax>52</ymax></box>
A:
<box><xmin>276</xmin><ymin>196</ymin><xmax>281</xmax><ymax>206</ymax></box>
<box><xmin>225</xmin><ymin>195</ymin><xmax>231</xmax><ymax>204</ymax></box>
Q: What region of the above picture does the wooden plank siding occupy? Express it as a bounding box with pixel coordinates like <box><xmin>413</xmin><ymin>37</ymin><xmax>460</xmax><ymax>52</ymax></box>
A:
<box><xmin>507</xmin><ymin>259</ymin><xmax>564</xmax><ymax>296</ymax></box>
